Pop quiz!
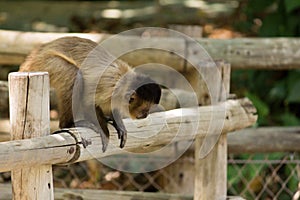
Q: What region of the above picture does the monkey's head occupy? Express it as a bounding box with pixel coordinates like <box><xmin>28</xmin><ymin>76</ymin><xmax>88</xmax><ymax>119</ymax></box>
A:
<box><xmin>126</xmin><ymin>76</ymin><xmax>161</xmax><ymax>119</ymax></box>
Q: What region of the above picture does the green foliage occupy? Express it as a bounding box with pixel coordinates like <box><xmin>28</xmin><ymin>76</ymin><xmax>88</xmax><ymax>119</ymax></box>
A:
<box><xmin>232</xmin><ymin>0</ymin><xmax>300</xmax><ymax>126</ymax></box>
<box><xmin>236</xmin><ymin>0</ymin><xmax>300</xmax><ymax>36</ymax></box>
<box><xmin>230</xmin><ymin>2</ymin><xmax>300</xmax><ymax>198</ymax></box>
<box><xmin>285</xmin><ymin>0</ymin><xmax>300</xmax><ymax>13</ymax></box>
<box><xmin>287</xmin><ymin>78</ymin><xmax>300</xmax><ymax>103</ymax></box>
<box><xmin>245</xmin><ymin>92</ymin><xmax>269</xmax><ymax>126</ymax></box>
<box><xmin>232</xmin><ymin>70</ymin><xmax>300</xmax><ymax>126</ymax></box>
<box><xmin>231</xmin><ymin>68</ymin><xmax>300</xmax><ymax>126</ymax></box>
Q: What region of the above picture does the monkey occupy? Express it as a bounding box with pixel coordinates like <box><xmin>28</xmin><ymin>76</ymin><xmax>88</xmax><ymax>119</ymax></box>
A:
<box><xmin>19</xmin><ymin>36</ymin><xmax>161</xmax><ymax>152</ymax></box>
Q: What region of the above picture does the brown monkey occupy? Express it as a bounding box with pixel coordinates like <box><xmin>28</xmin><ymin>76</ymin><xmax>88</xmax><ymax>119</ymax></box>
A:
<box><xmin>19</xmin><ymin>37</ymin><xmax>161</xmax><ymax>152</ymax></box>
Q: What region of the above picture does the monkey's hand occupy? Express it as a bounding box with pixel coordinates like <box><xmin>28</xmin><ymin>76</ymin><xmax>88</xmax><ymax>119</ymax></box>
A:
<box><xmin>111</xmin><ymin>120</ymin><xmax>127</xmax><ymax>148</ymax></box>
<box><xmin>111</xmin><ymin>109</ymin><xmax>127</xmax><ymax>148</ymax></box>
<box><xmin>75</xmin><ymin>120</ymin><xmax>109</xmax><ymax>152</ymax></box>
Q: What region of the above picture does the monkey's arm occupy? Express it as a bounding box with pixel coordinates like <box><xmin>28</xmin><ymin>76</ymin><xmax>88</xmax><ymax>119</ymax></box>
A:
<box><xmin>111</xmin><ymin>109</ymin><xmax>127</xmax><ymax>148</ymax></box>
<box><xmin>73</xmin><ymin>70</ymin><xmax>109</xmax><ymax>152</ymax></box>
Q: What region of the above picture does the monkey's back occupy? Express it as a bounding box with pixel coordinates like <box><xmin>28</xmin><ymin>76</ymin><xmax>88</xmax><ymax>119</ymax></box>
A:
<box><xmin>19</xmin><ymin>37</ymin><xmax>98</xmax><ymax>128</ymax></box>
<box><xmin>19</xmin><ymin>37</ymin><xmax>134</xmax><ymax>128</ymax></box>
<box><xmin>20</xmin><ymin>37</ymin><xmax>97</xmax><ymax>79</ymax></box>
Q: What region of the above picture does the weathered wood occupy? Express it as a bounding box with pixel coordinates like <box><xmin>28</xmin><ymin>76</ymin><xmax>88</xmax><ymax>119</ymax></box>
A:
<box><xmin>0</xmin><ymin>183</ymin><xmax>245</xmax><ymax>200</ymax></box>
<box><xmin>195</xmin><ymin>134</ymin><xmax>228</xmax><ymax>199</ymax></box>
<box><xmin>193</xmin><ymin>59</ymin><xmax>230</xmax><ymax>200</ymax></box>
<box><xmin>1</xmin><ymin>80</ymin><xmax>58</xmax><ymax>118</ymax></box>
<box><xmin>0</xmin><ymin>131</ymin><xmax>77</xmax><ymax>173</ymax></box>
<box><xmin>0</xmin><ymin>30</ymin><xmax>107</xmax><ymax>60</ymax></box>
<box><xmin>228</xmin><ymin>126</ymin><xmax>300</xmax><ymax>153</ymax></box>
<box><xmin>0</xmin><ymin>98</ymin><xmax>257</xmax><ymax>173</ymax></box>
<box><xmin>72</xmin><ymin>98</ymin><xmax>256</xmax><ymax>163</ymax></box>
<box><xmin>162</xmin><ymin>149</ymin><xmax>195</xmax><ymax>194</ymax></box>
<box><xmin>2</xmin><ymin>123</ymin><xmax>299</xmax><ymax>153</ymax></box>
<box><xmin>0</xmin><ymin>1</ymin><xmax>236</xmax><ymax>31</ymax></box>
<box><xmin>1</xmin><ymin>30</ymin><xmax>300</xmax><ymax>69</ymax></box>
<box><xmin>0</xmin><ymin>119</ymin><xmax>59</xmax><ymax>139</ymax></box>
<box><xmin>162</xmin><ymin>61</ymin><xmax>230</xmax><ymax>195</ymax></box>
<box><xmin>9</xmin><ymin>72</ymin><xmax>54</xmax><ymax>200</ymax></box>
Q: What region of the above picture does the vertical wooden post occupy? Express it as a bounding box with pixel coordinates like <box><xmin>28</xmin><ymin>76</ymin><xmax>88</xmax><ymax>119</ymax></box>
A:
<box><xmin>161</xmin><ymin>62</ymin><xmax>231</xmax><ymax>198</ymax></box>
<box><xmin>194</xmin><ymin>64</ymin><xmax>230</xmax><ymax>200</ymax></box>
<box><xmin>9</xmin><ymin>72</ymin><xmax>54</xmax><ymax>200</ymax></box>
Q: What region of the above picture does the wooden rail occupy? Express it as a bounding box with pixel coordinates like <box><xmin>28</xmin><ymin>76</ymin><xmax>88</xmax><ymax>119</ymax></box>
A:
<box><xmin>228</xmin><ymin>126</ymin><xmax>300</xmax><ymax>153</ymax></box>
<box><xmin>1</xmin><ymin>124</ymin><xmax>300</xmax><ymax>153</ymax></box>
<box><xmin>0</xmin><ymin>1</ymin><xmax>237</xmax><ymax>31</ymax></box>
<box><xmin>0</xmin><ymin>183</ymin><xmax>245</xmax><ymax>200</ymax></box>
<box><xmin>1</xmin><ymin>30</ymin><xmax>300</xmax><ymax>69</ymax></box>
<box><xmin>1</xmin><ymin>80</ymin><xmax>299</xmax><ymax>154</ymax></box>
<box><xmin>0</xmin><ymin>97</ymin><xmax>256</xmax><ymax>173</ymax></box>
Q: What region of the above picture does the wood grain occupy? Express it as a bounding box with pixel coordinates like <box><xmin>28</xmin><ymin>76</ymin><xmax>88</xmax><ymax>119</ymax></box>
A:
<box><xmin>1</xmin><ymin>30</ymin><xmax>300</xmax><ymax>69</ymax></box>
<box><xmin>9</xmin><ymin>72</ymin><xmax>54</xmax><ymax>200</ymax></box>
<box><xmin>0</xmin><ymin>98</ymin><xmax>257</xmax><ymax>173</ymax></box>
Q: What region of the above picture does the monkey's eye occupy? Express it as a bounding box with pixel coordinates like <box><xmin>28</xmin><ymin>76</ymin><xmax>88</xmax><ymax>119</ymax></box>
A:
<box><xmin>129</xmin><ymin>97</ymin><xmax>135</xmax><ymax>103</ymax></box>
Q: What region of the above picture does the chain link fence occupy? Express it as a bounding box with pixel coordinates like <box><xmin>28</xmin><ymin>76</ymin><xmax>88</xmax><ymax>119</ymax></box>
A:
<box><xmin>39</xmin><ymin>152</ymin><xmax>300</xmax><ymax>199</ymax></box>
<box><xmin>0</xmin><ymin>151</ymin><xmax>299</xmax><ymax>200</ymax></box>
<box><xmin>228</xmin><ymin>153</ymin><xmax>300</xmax><ymax>200</ymax></box>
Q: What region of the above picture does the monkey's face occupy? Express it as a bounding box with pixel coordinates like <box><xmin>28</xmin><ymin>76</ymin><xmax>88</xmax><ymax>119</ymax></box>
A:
<box><xmin>128</xmin><ymin>92</ymin><xmax>155</xmax><ymax>119</ymax></box>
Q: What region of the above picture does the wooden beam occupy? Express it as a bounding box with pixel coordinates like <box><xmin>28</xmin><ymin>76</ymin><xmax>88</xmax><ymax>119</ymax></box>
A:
<box><xmin>0</xmin><ymin>98</ymin><xmax>257</xmax><ymax>173</ymax></box>
<box><xmin>228</xmin><ymin>126</ymin><xmax>300</xmax><ymax>153</ymax></box>
<box><xmin>2</xmin><ymin>124</ymin><xmax>300</xmax><ymax>153</ymax></box>
<box><xmin>1</xmin><ymin>30</ymin><xmax>300</xmax><ymax>69</ymax></box>
<box><xmin>9</xmin><ymin>72</ymin><xmax>54</xmax><ymax>199</ymax></box>
<box><xmin>0</xmin><ymin>119</ymin><xmax>59</xmax><ymax>140</ymax></box>
<box><xmin>0</xmin><ymin>183</ymin><xmax>245</xmax><ymax>200</ymax></box>
<box><xmin>0</xmin><ymin>1</ymin><xmax>236</xmax><ymax>31</ymax></box>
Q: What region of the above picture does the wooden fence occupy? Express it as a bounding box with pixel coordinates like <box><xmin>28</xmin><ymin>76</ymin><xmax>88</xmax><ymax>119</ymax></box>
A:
<box><xmin>0</xmin><ymin>28</ymin><xmax>257</xmax><ymax>199</ymax></box>
<box><xmin>1</xmin><ymin>30</ymin><xmax>300</xmax><ymax>69</ymax></box>
<box><xmin>0</xmin><ymin>71</ymin><xmax>256</xmax><ymax>199</ymax></box>
<box><xmin>1</xmin><ymin>29</ymin><xmax>299</xmax><ymax>199</ymax></box>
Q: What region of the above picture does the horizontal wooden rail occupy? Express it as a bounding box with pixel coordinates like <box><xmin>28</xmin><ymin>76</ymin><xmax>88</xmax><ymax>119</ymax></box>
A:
<box><xmin>0</xmin><ymin>98</ymin><xmax>257</xmax><ymax>173</ymax></box>
<box><xmin>0</xmin><ymin>1</ymin><xmax>237</xmax><ymax>32</ymax></box>
<box><xmin>0</xmin><ymin>183</ymin><xmax>245</xmax><ymax>200</ymax></box>
<box><xmin>1</xmin><ymin>124</ymin><xmax>300</xmax><ymax>153</ymax></box>
<box><xmin>1</xmin><ymin>30</ymin><xmax>300</xmax><ymax>69</ymax></box>
<box><xmin>228</xmin><ymin>126</ymin><xmax>300</xmax><ymax>153</ymax></box>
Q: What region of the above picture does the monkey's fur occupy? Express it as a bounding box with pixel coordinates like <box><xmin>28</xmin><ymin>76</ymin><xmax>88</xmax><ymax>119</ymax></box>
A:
<box><xmin>19</xmin><ymin>37</ymin><xmax>161</xmax><ymax>152</ymax></box>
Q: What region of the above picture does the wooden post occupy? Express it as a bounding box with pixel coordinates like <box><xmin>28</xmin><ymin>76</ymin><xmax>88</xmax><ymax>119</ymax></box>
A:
<box><xmin>161</xmin><ymin>61</ymin><xmax>231</xmax><ymax>198</ymax></box>
<box><xmin>194</xmin><ymin>63</ymin><xmax>230</xmax><ymax>200</ymax></box>
<box><xmin>9</xmin><ymin>72</ymin><xmax>54</xmax><ymax>200</ymax></box>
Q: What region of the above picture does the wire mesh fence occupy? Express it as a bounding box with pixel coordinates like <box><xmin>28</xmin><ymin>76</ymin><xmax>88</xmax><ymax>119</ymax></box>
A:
<box><xmin>39</xmin><ymin>152</ymin><xmax>300</xmax><ymax>199</ymax></box>
<box><xmin>228</xmin><ymin>153</ymin><xmax>300</xmax><ymax>200</ymax></box>
<box><xmin>1</xmin><ymin>152</ymin><xmax>299</xmax><ymax>199</ymax></box>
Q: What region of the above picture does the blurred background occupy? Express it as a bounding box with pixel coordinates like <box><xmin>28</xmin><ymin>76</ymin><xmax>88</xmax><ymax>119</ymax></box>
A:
<box><xmin>0</xmin><ymin>0</ymin><xmax>300</xmax><ymax>199</ymax></box>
